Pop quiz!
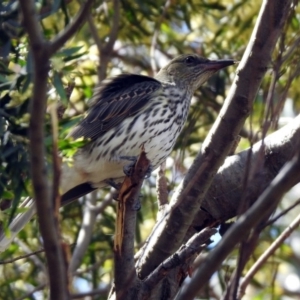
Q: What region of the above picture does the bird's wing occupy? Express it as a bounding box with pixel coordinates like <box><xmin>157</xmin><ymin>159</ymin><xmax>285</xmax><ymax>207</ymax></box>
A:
<box><xmin>69</xmin><ymin>74</ymin><xmax>162</xmax><ymax>140</ymax></box>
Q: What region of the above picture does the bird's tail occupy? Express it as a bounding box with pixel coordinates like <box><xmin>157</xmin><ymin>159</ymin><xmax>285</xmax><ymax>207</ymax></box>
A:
<box><xmin>0</xmin><ymin>197</ymin><xmax>36</xmax><ymax>252</ymax></box>
<box><xmin>0</xmin><ymin>184</ymin><xmax>96</xmax><ymax>253</ymax></box>
<box><xmin>0</xmin><ymin>160</ymin><xmax>102</xmax><ymax>252</ymax></box>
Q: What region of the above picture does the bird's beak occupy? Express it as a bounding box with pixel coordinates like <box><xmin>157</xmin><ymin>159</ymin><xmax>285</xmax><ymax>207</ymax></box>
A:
<box><xmin>203</xmin><ymin>59</ymin><xmax>236</xmax><ymax>71</ymax></box>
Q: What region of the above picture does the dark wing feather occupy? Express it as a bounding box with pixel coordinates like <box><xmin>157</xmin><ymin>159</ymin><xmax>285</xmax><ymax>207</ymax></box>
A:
<box><xmin>69</xmin><ymin>74</ymin><xmax>162</xmax><ymax>140</ymax></box>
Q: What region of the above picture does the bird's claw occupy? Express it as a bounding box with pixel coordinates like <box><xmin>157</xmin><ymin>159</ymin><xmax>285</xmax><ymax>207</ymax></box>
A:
<box><xmin>120</xmin><ymin>155</ymin><xmax>152</xmax><ymax>178</ymax></box>
<box><xmin>123</xmin><ymin>161</ymin><xmax>153</xmax><ymax>179</ymax></box>
<box><xmin>123</xmin><ymin>162</ymin><xmax>135</xmax><ymax>177</ymax></box>
<box><xmin>119</xmin><ymin>156</ymin><xmax>137</xmax><ymax>177</ymax></box>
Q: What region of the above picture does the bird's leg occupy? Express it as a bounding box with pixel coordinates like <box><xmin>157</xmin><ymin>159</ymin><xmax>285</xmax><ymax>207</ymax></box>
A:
<box><xmin>119</xmin><ymin>155</ymin><xmax>152</xmax><ymax>178</ymax></box>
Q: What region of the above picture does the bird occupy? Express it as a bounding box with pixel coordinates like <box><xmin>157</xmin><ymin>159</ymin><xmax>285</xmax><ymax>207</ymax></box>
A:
<box><xmin>60</xmin><ymin>54</ymin><xmax>235</xmax><ymax>204</ymax></box>
<box><xmin>0</xmin><ymin>54</ymin><xmax>235</xmax><ymax>251</ymax></box>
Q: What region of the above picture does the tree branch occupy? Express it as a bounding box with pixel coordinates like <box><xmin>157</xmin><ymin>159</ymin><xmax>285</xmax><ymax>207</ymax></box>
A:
<box><xmin>150</xmin><ymin>0</ymin><xmax>172</xmax><ymax>74</ymax></box>
<box><xmin>195</xmin><ymin>114</ymin><xmax>300</xmax><ymax>226</ymax></box>
<box><xmin>102</xmin><ymin>0</ymin><xmax>120</xmax><ymax>56</ymax></box>
<box><xmin>17</xmin><ymin>283</ymin><xmax>47</xmax><ymax>300</ymax></box>
<box><xmin>48</xmin><ymin>0</ymin><xmax>94</xmax><ymax>56</ymax></box>
<box><xmin>98</xmin><ymin>0</ymin><xmax>120</xmax><ymax>80</ymax></box>
<box><xmin>136</xmin><ymin>0</ymin><xmax>294</xmax><ymax>279</ymax></box>
<box><xmin>156</xmin><ymin>162</ymin><xmax>169</xmax><ymax>219</ymax></box>
<box><xmin>238</xmin><ymin>212</ymin><xmax>300</xmax><ymax>299</ymax></box>
<box><xmin>264</xmin><ymin>198</ymin><xmax>300</xmax><ymax>227</ymax></box>
<box><xmin>19</xmin><ymin>0</ymin><xmax>44</xmax><ymax>45</ymax></box>
<box><xmin>71</xmin><ymin>286</ymin><xmax>110</xmax><ymax>299</ymax></box>
<box><xmin>176</xmin><ymin>151</ymin><xmax>300</xmax><ymax>300</ymax></box>
<box><xmin>112</xmin><ymin>149</ymin><xmax>150</xmax><ymax>300</ymax></box>
<box><xmin>69</xmin><ymin>190</ymin><xmax>113</xmax><ymax>273</ymax></box>
<box><xmin>141</xmin><ymin>227</ymin><xmax>217</xmax><ymax>299</ymax></box>
<box><xmin>18</xmin><ymin>0</ymin><xmax>92</xmax><ymax>298</ymax></box>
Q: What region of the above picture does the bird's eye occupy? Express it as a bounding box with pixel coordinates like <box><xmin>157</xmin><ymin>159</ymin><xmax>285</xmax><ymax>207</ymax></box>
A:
<box><xmin>185</xmin><ymin>56</ymin><xmax>195</xmax><ymax>64</ymax></box>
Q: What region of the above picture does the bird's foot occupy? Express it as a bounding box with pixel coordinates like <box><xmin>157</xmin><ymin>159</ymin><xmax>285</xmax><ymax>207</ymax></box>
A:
<box><xmin>120</xmin><ymin>156</ymin><xmax>137</xmax><ymax>177</ymax></box>
<box><xmin>120</xmin><ymin>156</ymin><xmax>152</xmax><ymax>178</ymax></box>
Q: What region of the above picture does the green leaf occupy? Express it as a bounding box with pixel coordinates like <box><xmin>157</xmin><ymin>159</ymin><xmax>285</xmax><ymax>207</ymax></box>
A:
<box><xmin>1</xmin><ymin>190</ymin><xmax>14</xmax><ymax>199</ymax></box>
<box><xmin>53</xmin><ymin>71</ymin><xmax>67</xmax><ymax>105</ymax></box>
<box><xmin>58</xmin><ymin>46</ymin><xmax>84</xmax><ymax>57</ymax></box>
<box><xmin>62</xmin><ymin>52</ymin><xmax>88</xmax><ymax>62</ymax></box>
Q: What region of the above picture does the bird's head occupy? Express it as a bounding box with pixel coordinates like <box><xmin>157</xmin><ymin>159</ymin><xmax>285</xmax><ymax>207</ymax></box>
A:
<box><xmin>156</xmin><ymin>54</ymin><xmax>235</xmax><ymax>92</ymax></box>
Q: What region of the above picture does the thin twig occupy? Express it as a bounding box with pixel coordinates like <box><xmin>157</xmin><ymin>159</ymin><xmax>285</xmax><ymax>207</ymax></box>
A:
<box><xmin>71</xmin><ymin>286</ymin><xmax>110</xmax><ymax>299</ymax></box>
<box><xmin>264</xmin><ymin>198</ymin><xmax>300</xmax><ymax>227</ymax></box>
<box><xmin>221</xmin><ymin>226</ymin><xmax>260</xmax><ymax>300</ymax></box>
<box><xmin>238</xmin><ymin>212</ymin><xmax>300</xmax><ymax>299</ymax></box>
<box><xmin>281</xmin><ymin>35</ymin><xmax>300</xmax><ymax>63</ymax></box>
<box><xmin>142</xmin><ymin>227</ymin><xmax>217</xmax><ymax>298</ymax></box>
<box><xmin>16</xmin><ymin>283</ymin><xmax>47</xmax><ymax>300</ymax></box>
<box><xmin>87</xmin><ymin>13</ymin><xmax>103</xmax><ymax>54</ymax></box>
<box><xmin>150</xmin><ymin>0</ymin><xmax>172</xmax><ymax>74</ymax></box>
<box><xmin>0</xmin><ymin>243</ymin><xmax>76</xmax><ymax>265</ymax></box>
<box><xmin>156</xmin><ymin>162</ymin><xmax>169</xmax><ymax>219</ymax></box>
<box><xmin>262</xmin><ymin>55</ymin><xmax>281</xmax><ymax>131</ymax></box>
<box><xmin>69</xmin><ymin>192</ymin><xmax>97</xmax><ymax>273</ymax></box>
<box><xmin>84</xmin><ymin>189</ymin><xmax>115</xmax><ymax>213</ymax></box>
<box><xmin>0</xmin><ymin>246</ymin><xmax>45</xmax><ymax>264</ymax></box>
<box><xmin>69</xmin><ymin>190</ymin><xmax>113</xmax><ymax>273</ymax></box>
<box><xmin>49</xmin><ymin>0</ymin><xmax>94</xmax><ymax>56</ymax></box>
<box><xmin>102</xmin><ymin>0</ymin><xmax>120</xmax><ymax>55</ymax></box>
<box><xmin>14</xmin><ymin>238</ymin><xmax>47</xmax><ymax>272</ymax></box>
<box><xmin>49</xmin><ymin>101</ymin><xmax>61</xmax><ymax>215</ymax></box>
<box><xmin>98</xmin><ymin>0</ymin><xmax>120</xmax><ymax>80</ymax></box>
<box><xmin>74</xmin><ymin>255</ymin><xmax>112</xmax><ymax>275</ymax></box>
<box><xmin>87</xmin><ymin>1</ymin><xmax>108</xmax><ymax>58</ymax></box>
